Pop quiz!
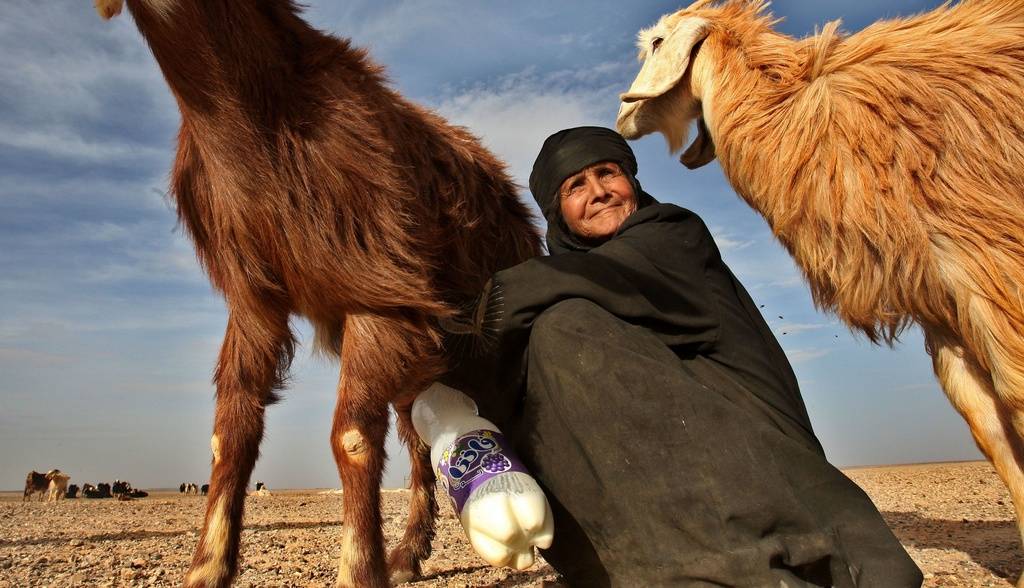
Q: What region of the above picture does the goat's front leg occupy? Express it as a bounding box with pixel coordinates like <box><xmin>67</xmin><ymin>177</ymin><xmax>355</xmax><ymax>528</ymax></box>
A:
<box><xmin>185</xmin><ymin>311</ymin><xmax>293</xmax><ymax>588</ymax></box>
<box><xmin>331</xmin><ymin>313</ymin><xmax>443</xmax><ymax>588</ymax></box>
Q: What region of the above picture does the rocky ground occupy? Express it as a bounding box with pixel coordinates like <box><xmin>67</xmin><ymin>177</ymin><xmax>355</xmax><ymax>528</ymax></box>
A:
<box><xmin>0</xmin><ymin>461</ymin><xmax>1018</xmax><ymax>587</ymax></box>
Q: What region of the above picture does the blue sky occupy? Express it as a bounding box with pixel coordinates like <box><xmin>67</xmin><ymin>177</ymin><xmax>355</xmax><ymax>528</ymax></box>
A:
<box><xmin>0</xmin><ymin>0</ymin><xmax>979</xmax><ymax>490</ymax></box>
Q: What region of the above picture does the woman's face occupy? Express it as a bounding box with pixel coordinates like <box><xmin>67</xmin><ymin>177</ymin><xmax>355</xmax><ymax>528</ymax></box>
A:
<box><xmin>559</xmin><ymin>161</ymin><xmax>637</xmax><ymax>241</ymax></box>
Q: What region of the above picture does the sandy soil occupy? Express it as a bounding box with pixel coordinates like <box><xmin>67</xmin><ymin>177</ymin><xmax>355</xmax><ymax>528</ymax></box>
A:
<box><xmin>0</xmin><ymin>461</ymin><xmax>1018</xmax><ymax>587</ymax></box>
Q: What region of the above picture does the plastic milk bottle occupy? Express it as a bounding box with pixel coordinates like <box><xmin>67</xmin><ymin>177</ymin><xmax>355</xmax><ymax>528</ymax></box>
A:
<box><xmin>412</xmin><ymin>382</ymin><xmax>554</xmax><ymax>570</ymax></box>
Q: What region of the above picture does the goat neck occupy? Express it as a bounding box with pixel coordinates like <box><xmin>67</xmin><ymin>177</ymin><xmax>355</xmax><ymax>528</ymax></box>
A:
<box><xmin>695</xmin><ymin>18</ymin><xmax>812</xmax><ymax>232</ymax></box>
<box><xmin>116</xmin><ymin>1</ymin><xmax>354</xmax><ymax>121</ymax></box>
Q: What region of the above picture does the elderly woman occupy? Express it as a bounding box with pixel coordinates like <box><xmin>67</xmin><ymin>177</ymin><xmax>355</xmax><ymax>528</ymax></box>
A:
<box><xmin>445</xmin><ymin>126</ymin><xmax>922</xmax><ymax>587</ymax></box>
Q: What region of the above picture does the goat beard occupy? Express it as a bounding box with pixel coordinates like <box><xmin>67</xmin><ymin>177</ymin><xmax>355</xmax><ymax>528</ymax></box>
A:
<box><xmin>680</xmin><ymin>115</ymin><xmax>716</xmax><ymax>169</ymax></box>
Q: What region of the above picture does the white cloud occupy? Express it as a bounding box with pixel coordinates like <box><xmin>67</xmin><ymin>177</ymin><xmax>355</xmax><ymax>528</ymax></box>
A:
<box><xmin>0</xmin><ymin>304</ymin><xmax>223</xmax><ymax>342</ymax></box>
<box><xmin>2</xmin><ymin>46</ymin><xmax>166</xmax><ymax>122</ymax></box>
<box><xmin>327</xmin><ymin>0</ymin><xmax>453</xmax><ymax>50</ymax></box>
<box><xmin>0</xmin><ymin>123</ymin><xmax>167</xmax><ymax>163</ymax></box>
<box><xmin>0</xmin><ymin>1</ymin><xmax>177</xmax><ymax>176</ymax></box>
<box><xmin>80</xmin><ymin>244</ymin><xmax>204</xmax><ymax>285</ymax></box>
<box><xmin>786</xmin><ymin>348</ymin><xmax>831</xmax><ymax>364</ymax></box>
<box><xmin>0</xmin><ymin>347</ymin><xmax>72</xmax><ymax>367</ymax></box>
<box><xmin>708</xmin><ymin>224</ymin><xmax>757</xmax><ymax>253</ymax></box>
<box><xmin>714</xmin><ymin>236</ymin><xmax>756</xmax><ymax>253</ymax></box>
<box><xmin>432</xmin><ymin>67</ymin><xmax>626</xmax><ymax>187</ymax></box>
<box><xmin>66</xmin><ymin>221</ymin><xmax>138</xmax><ymax>243</ymax></box>
<box><xmin>774</xmin><ymin>322</ymin><xmax>834</xmax><ymax>336</ymax></box>
<box><xmin>746</xmin><ymin>268</ymin><xmax>806</xmax><ymax>294</ymax></box>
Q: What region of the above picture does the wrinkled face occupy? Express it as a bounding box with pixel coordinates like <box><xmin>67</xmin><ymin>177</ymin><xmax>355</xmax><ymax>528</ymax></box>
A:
<box><xmin>559</xmin><ymin>161</ymin><xmax>638</xmax><ymax>242</ymax></box>
<box><xmin>616</xmin><ymin>2</ymin><xmax>718</xmax><ymax>169</ymax></box>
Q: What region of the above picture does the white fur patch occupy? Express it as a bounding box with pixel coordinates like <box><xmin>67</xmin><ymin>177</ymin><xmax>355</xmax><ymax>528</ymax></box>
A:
<box><xmin>211</xmin><ymin>434</ymin><xmax>222</xmax><ymax>464</ymax></box>
<box><xmin>339</xmin><ymin>429</ymin><xmax>370</xmax><ymax>463</ymax></box>
<box><xmin>186</xmin><ymin>496</ymin><xmax>231</xmax><ymax>586</ymax></box>
<box><xmin>636</xmin><ymin>25</ymin><xmax>660</xmax><ymax>61</ymax></box>
<box><xmin>335</xmin><ymin>526</ymin><xmax>358</xmax><ymax>587</ymax></box>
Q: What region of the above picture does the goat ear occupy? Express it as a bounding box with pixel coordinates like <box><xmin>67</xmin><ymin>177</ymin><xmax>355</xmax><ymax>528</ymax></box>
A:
<box><xmin>621</xmin><ymin>18</ymin><xmax>709</xmax><ymax>103</ymax></box>
<box><xmin>681</xmin><ymin>117</ymin><xmax>716</xmax><ymax>169</ymax></box>
<box><xmin>684</xmin><ymin>0</ymin><xmax>717</xmax><ymax>10</ymax></box>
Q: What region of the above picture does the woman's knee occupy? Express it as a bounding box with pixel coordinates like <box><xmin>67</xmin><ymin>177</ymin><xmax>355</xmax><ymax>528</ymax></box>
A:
<box><xmin>531</xmin><ymin>298</ymin><xmax>622</xmax><ymax>355</ymax></box>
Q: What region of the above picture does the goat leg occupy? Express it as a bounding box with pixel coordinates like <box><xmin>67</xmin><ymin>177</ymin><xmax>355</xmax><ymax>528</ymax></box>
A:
<box><xmin>330</xmin><ymin>390</ymin><xmax>390</xmax><ymax>588</ymax></box>
<box><xmin>927</xmin><ymin>332</ymin><xmax>1024</xmax><ymax>586</ymax></box>
<box><xmin>185</xmin><ymin>311</ymin><xmax>292</xmax><ymax>588</ymax></box>
<box><xmin>387</xmin><ymin>401</ymin><xmax>438</xmax><ymax>584</ymax></box>
<box><xmin>330</xmin><ymin>312</ymin><xmax>444</xmax><ymax>588</ymax></box>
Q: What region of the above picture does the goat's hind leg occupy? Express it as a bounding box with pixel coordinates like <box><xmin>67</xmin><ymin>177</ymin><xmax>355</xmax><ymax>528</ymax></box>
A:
<box><xmin>387</xmin><ymin>400</ymin><xmax>438</xmax><ymax>584</ymax></box>
<box><xmin>928</xmin><ymin>334</ymin><xmax>1024</xmax><ymax>585</ymax></box>
<box><xmin>331</xmin><ymin>313</ymin><xmax>443</xmax><ymax>588</ymax></box>
<box><xmin>185</xmin><ymin>313</ymin><xmax>292</xmax><ymax>588</ymax></box>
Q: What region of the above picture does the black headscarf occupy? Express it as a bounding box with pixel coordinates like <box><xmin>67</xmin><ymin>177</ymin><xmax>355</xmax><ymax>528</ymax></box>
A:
<box><xmin>528</xmin><ymin>127</ymin><xmax>656</xmax><ymax>254</ymax></box>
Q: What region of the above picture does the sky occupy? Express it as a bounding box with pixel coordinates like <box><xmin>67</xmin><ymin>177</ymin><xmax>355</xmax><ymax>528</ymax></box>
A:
<box><xmin>0</xmin><ymin>0</ymin><xmax>981</xmax><ymax>491</ymax></box>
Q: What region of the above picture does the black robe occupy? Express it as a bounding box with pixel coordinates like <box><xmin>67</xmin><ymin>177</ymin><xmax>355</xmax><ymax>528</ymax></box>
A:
<box><xmin>449</xmin><ymin>203</ymin><xmax>922</xmax><ymax>587</ymax></box>
<box><xmin>491</xmin><ymin>203</ymin><xmax>816</xmax><ymax>448</ymax></box>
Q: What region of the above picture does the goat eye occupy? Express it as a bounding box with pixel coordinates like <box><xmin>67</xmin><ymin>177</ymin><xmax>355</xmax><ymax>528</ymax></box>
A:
<box><xmin>652</xmin><ymin>37</ymin><xmax>664</xmax><ymax>52</ymax></box>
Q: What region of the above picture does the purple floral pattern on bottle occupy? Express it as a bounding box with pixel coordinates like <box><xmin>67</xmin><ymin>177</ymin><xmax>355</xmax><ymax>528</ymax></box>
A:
<box><xmin>437</xmin><ymin>430</ymin><xmax>528</xmax><ymax>514</ymax></box>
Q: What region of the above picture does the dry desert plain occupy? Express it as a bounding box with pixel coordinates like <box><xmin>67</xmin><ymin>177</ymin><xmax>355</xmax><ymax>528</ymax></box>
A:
<box><xmin>0</xmin><ymin>461</ymin><xmax>1019</xmax><ymax>587</ymax></box>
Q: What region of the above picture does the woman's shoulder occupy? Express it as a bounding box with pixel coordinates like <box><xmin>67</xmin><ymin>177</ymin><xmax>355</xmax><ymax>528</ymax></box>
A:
<box><xmin>616</xmin><ymin>202</ymin><xmax>710</xmax><ymax>236</ymax></box>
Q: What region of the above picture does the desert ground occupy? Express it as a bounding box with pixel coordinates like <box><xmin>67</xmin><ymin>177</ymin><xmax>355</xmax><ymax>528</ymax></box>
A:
<box><xmin>0</xmin><ymin>461</ymin><xmax>1018</xmax><ymax>587</ymax></box>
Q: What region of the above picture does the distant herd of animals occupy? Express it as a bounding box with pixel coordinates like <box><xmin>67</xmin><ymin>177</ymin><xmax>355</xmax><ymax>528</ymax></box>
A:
<box><xmin>22</xmin><ymin>470</ymin><xmax>149</xmax><ymax>502</ymax></box>
<box><xmin>179</xmin><ymin>482</ymin><xmax>210</xmax><ymax>496</ymax></box>
<box><xmin>21</xmin><ymin>469</ymin><xmax>223</xmax><ymax>502</ymax></box>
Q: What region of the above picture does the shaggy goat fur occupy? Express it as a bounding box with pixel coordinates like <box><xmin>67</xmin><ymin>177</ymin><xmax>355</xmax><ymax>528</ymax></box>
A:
<box><xmin>95</xmin><ymin>1</ymin><xmax>541</xmax><ymax>586</ymax></box>
<box><xmin>617</xmin><ymin>0</ymin><xmax>1024</xmax><ymax>573</ymax></box>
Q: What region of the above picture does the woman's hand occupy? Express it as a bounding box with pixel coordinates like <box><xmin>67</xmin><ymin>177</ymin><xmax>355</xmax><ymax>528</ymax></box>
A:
<box><xmin>439</xmin><ymin>279</ymin><xmax>496</xmax><ymax>337</ymax></box>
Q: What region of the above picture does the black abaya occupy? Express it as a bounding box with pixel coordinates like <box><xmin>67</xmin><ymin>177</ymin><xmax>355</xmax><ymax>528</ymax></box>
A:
<box><xmin>443</xmin><ymin>127</ymin><xmax>922</xmax><ymax>587</ymax></box>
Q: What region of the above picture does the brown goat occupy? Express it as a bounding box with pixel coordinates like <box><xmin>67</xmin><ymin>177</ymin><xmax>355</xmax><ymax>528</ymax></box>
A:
<box><xmin>93</xmin><ymin>1</ymin><xmax>541</xmax><ymax>586</ymax></box>
<box><xmin>23</xmin><ymin>471</ymin><xmax>48</xmax><ymax>502</ymax></box>
<box><xmin>617</xmin><ymin>0</ymin><xmax>1024</xmax><ymax>578</ymax></box>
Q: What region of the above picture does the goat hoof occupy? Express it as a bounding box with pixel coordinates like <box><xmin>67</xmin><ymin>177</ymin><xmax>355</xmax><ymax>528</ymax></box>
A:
<box><xmin>389</xmin><ymin>569</ymin><xmax>416</xmax><ymax>586</ymax></box>
<box><xmin>386</xmin><ymin>546</ymin><xmax>423</xmax><ymax>585</ymax></box>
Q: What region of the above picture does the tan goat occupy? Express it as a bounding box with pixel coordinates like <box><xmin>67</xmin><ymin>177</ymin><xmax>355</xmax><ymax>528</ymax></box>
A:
<box><xmin>616</xmin><ymin>0</ymin><xmax>1024</xmax><ymax>579</ymax></box>
<box><xmin>46</xmin><ymin>471</ymin><xmax>71</xmax><ymax>502</ymax></box>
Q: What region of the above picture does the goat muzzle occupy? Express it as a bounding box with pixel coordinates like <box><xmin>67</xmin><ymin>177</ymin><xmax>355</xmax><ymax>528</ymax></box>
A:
<box><xmin>615</xmin><ymin>101</ymin><xmax>644</xmax><ymax>140</ymax></box>
<box><xmin>95</xmin><ymin>0</ymin><xmax>124</xmax><ymax>20</ymax></box>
